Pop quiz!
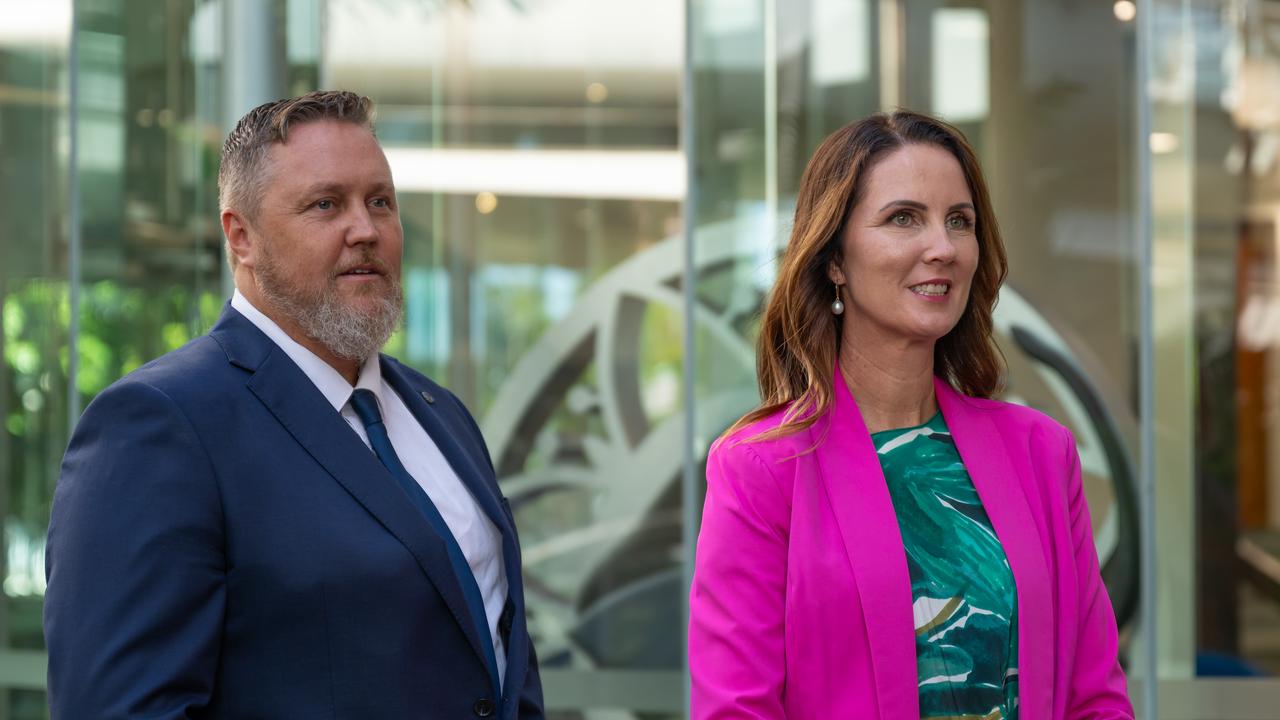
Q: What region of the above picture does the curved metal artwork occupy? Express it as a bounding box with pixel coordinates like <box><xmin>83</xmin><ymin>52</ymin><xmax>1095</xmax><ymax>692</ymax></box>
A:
<box><xmin>481</xmin><ymin>223</ymin><xmax>1142</xmax><ymax>692</ymax></box>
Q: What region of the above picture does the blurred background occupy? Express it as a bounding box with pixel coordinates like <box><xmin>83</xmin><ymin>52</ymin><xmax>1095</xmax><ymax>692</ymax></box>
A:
<box><xmin>3</xmin><ymin>0</ymin><xmax>1280</xmax><ymax>717</ymax></box>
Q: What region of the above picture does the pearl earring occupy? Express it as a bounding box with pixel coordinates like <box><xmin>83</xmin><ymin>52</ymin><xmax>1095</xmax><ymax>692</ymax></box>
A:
<box><xmin>831</xmin><ymin>284</ymin><xmax>845</xmax><ymax>316</ymax></box>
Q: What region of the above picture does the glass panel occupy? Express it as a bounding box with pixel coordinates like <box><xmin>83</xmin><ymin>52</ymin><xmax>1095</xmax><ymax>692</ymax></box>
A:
<box><xmin>910</xmin><ymin>0</ymin><xmax>1147</xmax><ymax>662</ymax></box>
<box><xmin>1186</xmin><ymin>0</ymin><xmax>1280</xmax><ymax>687</ymax></box>
<box><xmin>0</xmin><ymin>0</ymin><xmax>71</xmax><ymax>714</ymax></box>
<box><xmin>691</xmin><ymin>0</ymin><xmax>1280</xmax><ymax>713</ymax></box>
<box><xmin>15</xmin><ymin>0</ymin><xmax>1280</xmax><ymax>716</ymax></box>
<box><xmin>74</xmin><ymin>0</ymin><xmax>223</xmax><ymax>410</ymax></box>
<box><xmin>690</xmin><ymin>0</ymin><xmax>886</xmax><ymax>466</ymax></box>
<box><xmin>1147</xmin><ymin>0</ymin><xmax>1197</xmax><ymax>684</ymax></box>
<box><xmin>693</xmin><ymin>0</ymin><xmax>1145</xmax><ymax>666</ymax></box>
<box><xmin>323</xmin><ymin>0</ymin><xmax>685</xmax><ymax>714</ymax></box>
<box><xmin>0</xmin><ymin>0</ymin><xmax>319</xmax><ymax>712</ymax></box>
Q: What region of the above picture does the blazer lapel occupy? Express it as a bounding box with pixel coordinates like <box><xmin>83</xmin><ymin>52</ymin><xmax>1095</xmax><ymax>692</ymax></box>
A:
<box><xmin>935</xmin><ymin>379</ymin><xmax>1054</xmax><ymax>720</ymax></box>
<box><xmin>380</xmin><ymin>359</ymin><xmax>530</xmax><ymax>704</ymax></box>
<box><xmin>815</xmin><ymin>368</ymin><xmax>920</xmax><ymax>719</ymax></box>
<box><xmin>380</xmin><ymin>361</ymin><xmax>512</xmax><ymax>536</ymax></box>
<box><xmin>211</xmin><ymin>308</ymin><xmax>494</xmax><ymax>677</ymax></box>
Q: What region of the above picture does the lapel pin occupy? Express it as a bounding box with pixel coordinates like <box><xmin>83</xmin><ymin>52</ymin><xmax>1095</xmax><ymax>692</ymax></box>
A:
<box><xmin>420</xmin><ymin>390</ymin><xmax>435</xmax><ymax>404</ymax></box>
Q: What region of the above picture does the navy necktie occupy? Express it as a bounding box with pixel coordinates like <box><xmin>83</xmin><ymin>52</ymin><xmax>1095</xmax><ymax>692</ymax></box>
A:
<box><xmin>348</xmin><ymin>389</ymin><xmax>501</xmax><ymax>696</ymax></box>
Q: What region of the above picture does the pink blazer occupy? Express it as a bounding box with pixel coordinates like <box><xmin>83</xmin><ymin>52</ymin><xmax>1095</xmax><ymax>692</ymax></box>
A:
<box><xmin>689</xmin><ymin>375</ymin><xmax>1134</xmax><ymax>719</ymax></box>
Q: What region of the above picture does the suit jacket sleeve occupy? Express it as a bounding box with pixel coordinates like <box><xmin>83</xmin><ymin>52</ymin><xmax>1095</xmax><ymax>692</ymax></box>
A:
<box><xmin>1059</xmin><ymin>427</ymin><xmax>1135</xmax><ymax>719</ymax></box>
<box><xmin>688</xmin><ymin>440</ymin><xmax>789</xmax><ymax>720</ymax></box>
<box><xmin>44</xmin><ymin>380</ymin><xmax>225</xmax><ymax>719</ymax></box>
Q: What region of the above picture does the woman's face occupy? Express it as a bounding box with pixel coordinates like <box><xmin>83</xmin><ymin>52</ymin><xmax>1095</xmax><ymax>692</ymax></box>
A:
<box><xmin>830</xmin><ymin>142</ymin><xmax>979</xmax><ymax>352</ymax></box>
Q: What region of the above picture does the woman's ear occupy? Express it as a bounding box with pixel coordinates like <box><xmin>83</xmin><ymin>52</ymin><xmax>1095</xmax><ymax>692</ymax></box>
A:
<box><xmin>827</xmin><ymin>258</ymin><xmax>846</xmax><ymax>286</ymax></box>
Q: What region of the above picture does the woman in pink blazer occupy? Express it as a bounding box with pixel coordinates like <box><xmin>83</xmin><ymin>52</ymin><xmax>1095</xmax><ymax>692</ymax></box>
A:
<box><xmin>689</xmin><ymin>111</ymin><xmax>1134</xmax><ymax>719</ymax></box>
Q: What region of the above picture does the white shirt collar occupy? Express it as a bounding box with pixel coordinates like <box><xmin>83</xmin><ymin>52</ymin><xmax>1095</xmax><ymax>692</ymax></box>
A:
<box><xmin>353</xmin><ymin>349</ymin><xmax>386</xmax><ymax>414</ymax></box>
<box><xmin>231</xmin><ymin>290</ymin><xmax>382</xmax><ymax>413</ymax></box>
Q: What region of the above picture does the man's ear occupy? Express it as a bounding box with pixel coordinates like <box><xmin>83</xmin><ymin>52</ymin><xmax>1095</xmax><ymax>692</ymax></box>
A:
<box><xmin>222</xmin><ymin>209</ymin><xmax>256</xmax><ymax>269</ymax></box>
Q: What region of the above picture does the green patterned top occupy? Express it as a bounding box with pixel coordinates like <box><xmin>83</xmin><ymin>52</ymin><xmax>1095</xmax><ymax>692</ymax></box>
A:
<box><xmin>871</xmin><ymin>411</ymin><xmax>1019</xmax><ymax>720</ymax></box>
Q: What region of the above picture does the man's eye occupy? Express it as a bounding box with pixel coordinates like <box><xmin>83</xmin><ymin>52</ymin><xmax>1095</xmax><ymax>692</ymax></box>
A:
<box><xmin>315</xmin><ymin>199</ymin><xmax>334</xmax><ymax>210</ymax></box>
<box><xmin>371</xmin><ymin>198</ymin><xmax>390</xmax><ymax>208</ymax></box>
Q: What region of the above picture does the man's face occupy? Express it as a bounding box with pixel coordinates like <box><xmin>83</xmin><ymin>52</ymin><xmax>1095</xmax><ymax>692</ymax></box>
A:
<box><xmin>246</xmin><ymin>120</ymin><xmax>405</xmax><ymax>361</ymax></box>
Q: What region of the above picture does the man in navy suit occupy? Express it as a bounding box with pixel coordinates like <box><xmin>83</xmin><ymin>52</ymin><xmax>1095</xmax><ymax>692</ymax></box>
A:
<box><xmin>44</xmin><ymin>90</ymin><xmax>544</xmax><ymax>719</ymax></box>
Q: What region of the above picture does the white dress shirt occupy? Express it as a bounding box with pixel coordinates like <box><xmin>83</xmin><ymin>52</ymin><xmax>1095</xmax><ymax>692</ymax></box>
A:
<box><xmin>231</xmin><ymin>291</ymin><xmax>509</xmax><ymax>687</ymax></box>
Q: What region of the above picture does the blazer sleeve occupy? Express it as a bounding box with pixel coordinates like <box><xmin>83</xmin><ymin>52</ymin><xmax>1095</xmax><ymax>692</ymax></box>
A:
<box><xmin>1060</xmin><ymin>427</ymin><xmax>1136</xmax><ymax>719</ymax></box>
<box><xmin>689</xmin><ymin>440</ymin><xmax>790</xmax><ymax>720</ymax></box>
<box><xmin>44</xmin><ymin>380</ymin><xmax>226</xmax><ymax>720</ymax></box>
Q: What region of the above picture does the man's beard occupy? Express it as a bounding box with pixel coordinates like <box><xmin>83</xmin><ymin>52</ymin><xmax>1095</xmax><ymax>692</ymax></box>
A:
<box><xmin>256</xmin><ymin>248</ymin><xmax>404</xmax><ymax>363</ymax></box>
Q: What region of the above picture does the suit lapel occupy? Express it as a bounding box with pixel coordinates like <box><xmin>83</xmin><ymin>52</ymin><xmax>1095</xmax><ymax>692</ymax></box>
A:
<box><xmin>935</xmin><ymin>379</ymin><xmax>1053</xmax><ymax>720</ymax></box>
<box><xmin>381</xmin><ymin>361</ymin><xmax>510</xmax><ymax>536</ymax></box>
<box><xmin>815</xmin><ymin>369</ymin><xmax>919</xmax><ymax>719</ymax></box>
<box><xmin>382</xmin><ymin>359</ymin><xmax>530</xmax><ymax>706</ymax></box>
<box><xmin>211</xmin><ymin>307</ymin><xmax>494</xmax><ymax>678</ymax></box>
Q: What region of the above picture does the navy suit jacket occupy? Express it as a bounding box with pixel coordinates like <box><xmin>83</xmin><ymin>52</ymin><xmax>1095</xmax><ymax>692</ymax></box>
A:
<box><xmin>44</xmin><ymin>305</ymin><xmax>544</xmax><ymax>719</ymax></box>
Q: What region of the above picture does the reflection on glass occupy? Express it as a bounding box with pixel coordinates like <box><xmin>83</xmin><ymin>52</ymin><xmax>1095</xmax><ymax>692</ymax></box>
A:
<box><xmin>325</xmin><ymin>0</ymin><xmax>684</xmax><ymax>714</ymax></box>
<box><xmin>1</xmin><ymin>0</ymin><xmax>320</xmax><ymax>713</ymax></box>
<box><xmin>7</xmin><ymin>0</ymin><xmax>1280</xmax><ymax>714</ymax></box>
<box><xmin>1202</xmin><ymin>0</ymin><xmax>1280</xmax><ymax>679</ymax></box>
<box><xmin>697</xmin><ymin>0</ymin><xmax>1144</xmax><ymax>672</ymax></box>
<box><xmin>2</xmin><ymin>0</ymin><xmax>71</xmax><ymax>716</ymax></box>
<box><xmin>930</xmin><ymin>8</ymin><xmax>988</xmax><ymax>123</ymax></box>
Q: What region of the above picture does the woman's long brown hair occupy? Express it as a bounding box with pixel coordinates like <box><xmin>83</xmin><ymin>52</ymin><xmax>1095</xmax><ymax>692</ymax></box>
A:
<box><xmin>726</xmin><ymin>110</ymin><xmax>1009</xmax><ymax>443</ymax></box>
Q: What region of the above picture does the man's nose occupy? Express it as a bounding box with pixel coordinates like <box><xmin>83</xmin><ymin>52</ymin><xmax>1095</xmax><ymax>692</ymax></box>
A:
<box><xmin>345</xmin><ymin>205</ymin><xmax>379</xmax><ymax>244</ymax></box>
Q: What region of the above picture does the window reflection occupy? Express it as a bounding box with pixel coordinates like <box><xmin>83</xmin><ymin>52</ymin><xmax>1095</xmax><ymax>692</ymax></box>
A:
<box><xmin>324</xmin><ymin>1</ymin><xmax>685</xmax><ymax>713</ymax></box>
<box><xmin>7</xmin><ymin>0</ymin><xmax>1280</xmax><ymax>715</ymax></box>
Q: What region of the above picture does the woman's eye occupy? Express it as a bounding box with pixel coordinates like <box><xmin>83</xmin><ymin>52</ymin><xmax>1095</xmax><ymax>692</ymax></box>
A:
<box><xmin>891</xmin><ymin>212</ymin><xmax>912</xmax><ymax>226</ymax></box>
<box><xmin>947</xmin><ymin>215</ymin><xmax>972</xmax><ymax>230</ymax></box>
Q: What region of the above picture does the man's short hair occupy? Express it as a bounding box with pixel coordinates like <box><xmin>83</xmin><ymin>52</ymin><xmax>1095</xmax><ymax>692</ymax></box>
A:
<box><xmin>218</xmin><ymin>90</ymin><xmax>375</xmax><ymax>267</ymax></box>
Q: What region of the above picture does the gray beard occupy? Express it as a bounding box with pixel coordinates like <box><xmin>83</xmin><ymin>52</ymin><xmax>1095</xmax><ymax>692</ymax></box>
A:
<box><xmin>256</xmin><ymin>251</ymin><xmax>404</xmax><ymax>363</ymax></box>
